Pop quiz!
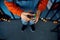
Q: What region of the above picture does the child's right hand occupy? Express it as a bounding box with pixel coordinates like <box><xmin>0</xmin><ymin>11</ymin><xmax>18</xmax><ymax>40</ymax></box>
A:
<box><xmin>21</xmin><ymin>12</ymin><xmax>34</xmax><ymax>22</ymax></box>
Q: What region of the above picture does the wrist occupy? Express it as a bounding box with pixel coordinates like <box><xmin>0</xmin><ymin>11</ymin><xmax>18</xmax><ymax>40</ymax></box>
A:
<box><xmin>20</xmin><ymin>11</ymin><xmax>25</xmax><ymax>16</ymax></box>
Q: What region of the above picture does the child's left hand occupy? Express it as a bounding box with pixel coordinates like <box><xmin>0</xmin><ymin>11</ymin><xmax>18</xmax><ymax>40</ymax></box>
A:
<box><xmin>34</xmin><ymin>10</ymin><xmax>41</xmax><ymax>24</ymax></box>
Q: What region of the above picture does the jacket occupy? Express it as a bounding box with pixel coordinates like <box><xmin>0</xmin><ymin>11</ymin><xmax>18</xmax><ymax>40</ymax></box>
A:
<box><xmin>4</xmin><ymin>0</ymin><xmax>48</xmax><ymax>16</ymax></box>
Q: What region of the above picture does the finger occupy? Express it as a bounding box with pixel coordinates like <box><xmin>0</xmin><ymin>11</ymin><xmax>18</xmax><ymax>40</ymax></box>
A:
<box><xmin>26</xmin><ymin>17</ymin><xmax>31</xmax><ymax>21</ymax></box>
<box><xmin>25</xmin><ymin>13</ymin><xmax>34</xmax><ymax>16</ymax></box>
<box><xmin>28</xmin><ymin>13</ymin><xmax>35</xmax><ymax>16</ymax></box>
<box><xmin>22</xmin><ymin>16</ymin><xmax>31</xmax><ymax>22</ymax></box>
<box><xmin>34</xmin><ymin>20</ymin><xmax>38</xmax><ymax>24</ymax></box>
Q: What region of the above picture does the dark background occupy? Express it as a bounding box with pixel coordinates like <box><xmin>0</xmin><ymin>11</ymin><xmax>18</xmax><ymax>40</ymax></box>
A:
<box><xmin>0</xmin><ymin>20</ymin><xmax>57</xmax><ymax>40</ymax></box>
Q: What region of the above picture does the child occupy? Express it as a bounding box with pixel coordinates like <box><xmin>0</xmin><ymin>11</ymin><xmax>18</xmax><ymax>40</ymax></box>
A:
<box><xmin>4</xmin><ymin>0</ymin><xmax>48</xmax><ymax>32</ymax></box>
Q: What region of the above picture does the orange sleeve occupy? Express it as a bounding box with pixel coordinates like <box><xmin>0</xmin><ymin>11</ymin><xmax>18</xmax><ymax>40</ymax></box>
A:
<box><xmin>4</xmin><ymin>1</ymin><xmax>24</xmax><ymax>16</ymax></box>
<box><xmin>38</xmin><ymin>0</ymin><xmax>48</xmax><ymax>12</ymax></box>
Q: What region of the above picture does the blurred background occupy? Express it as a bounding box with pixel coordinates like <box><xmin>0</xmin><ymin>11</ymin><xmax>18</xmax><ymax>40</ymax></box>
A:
<box><xmin>0</xmin><ymin>0</ymin><xmax>60</xmax><ymax>40</ymax></box>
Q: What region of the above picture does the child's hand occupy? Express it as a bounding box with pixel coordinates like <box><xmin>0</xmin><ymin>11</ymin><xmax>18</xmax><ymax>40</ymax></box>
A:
<box><xmin>34</xmin><ymin>10</ymin><xmax>41</xmax><ymax>24</ymax></box>
<box><xmin>21</xmin><ymin>12</ymin><xmax>34</xmax><ymax>22</ymax></box>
